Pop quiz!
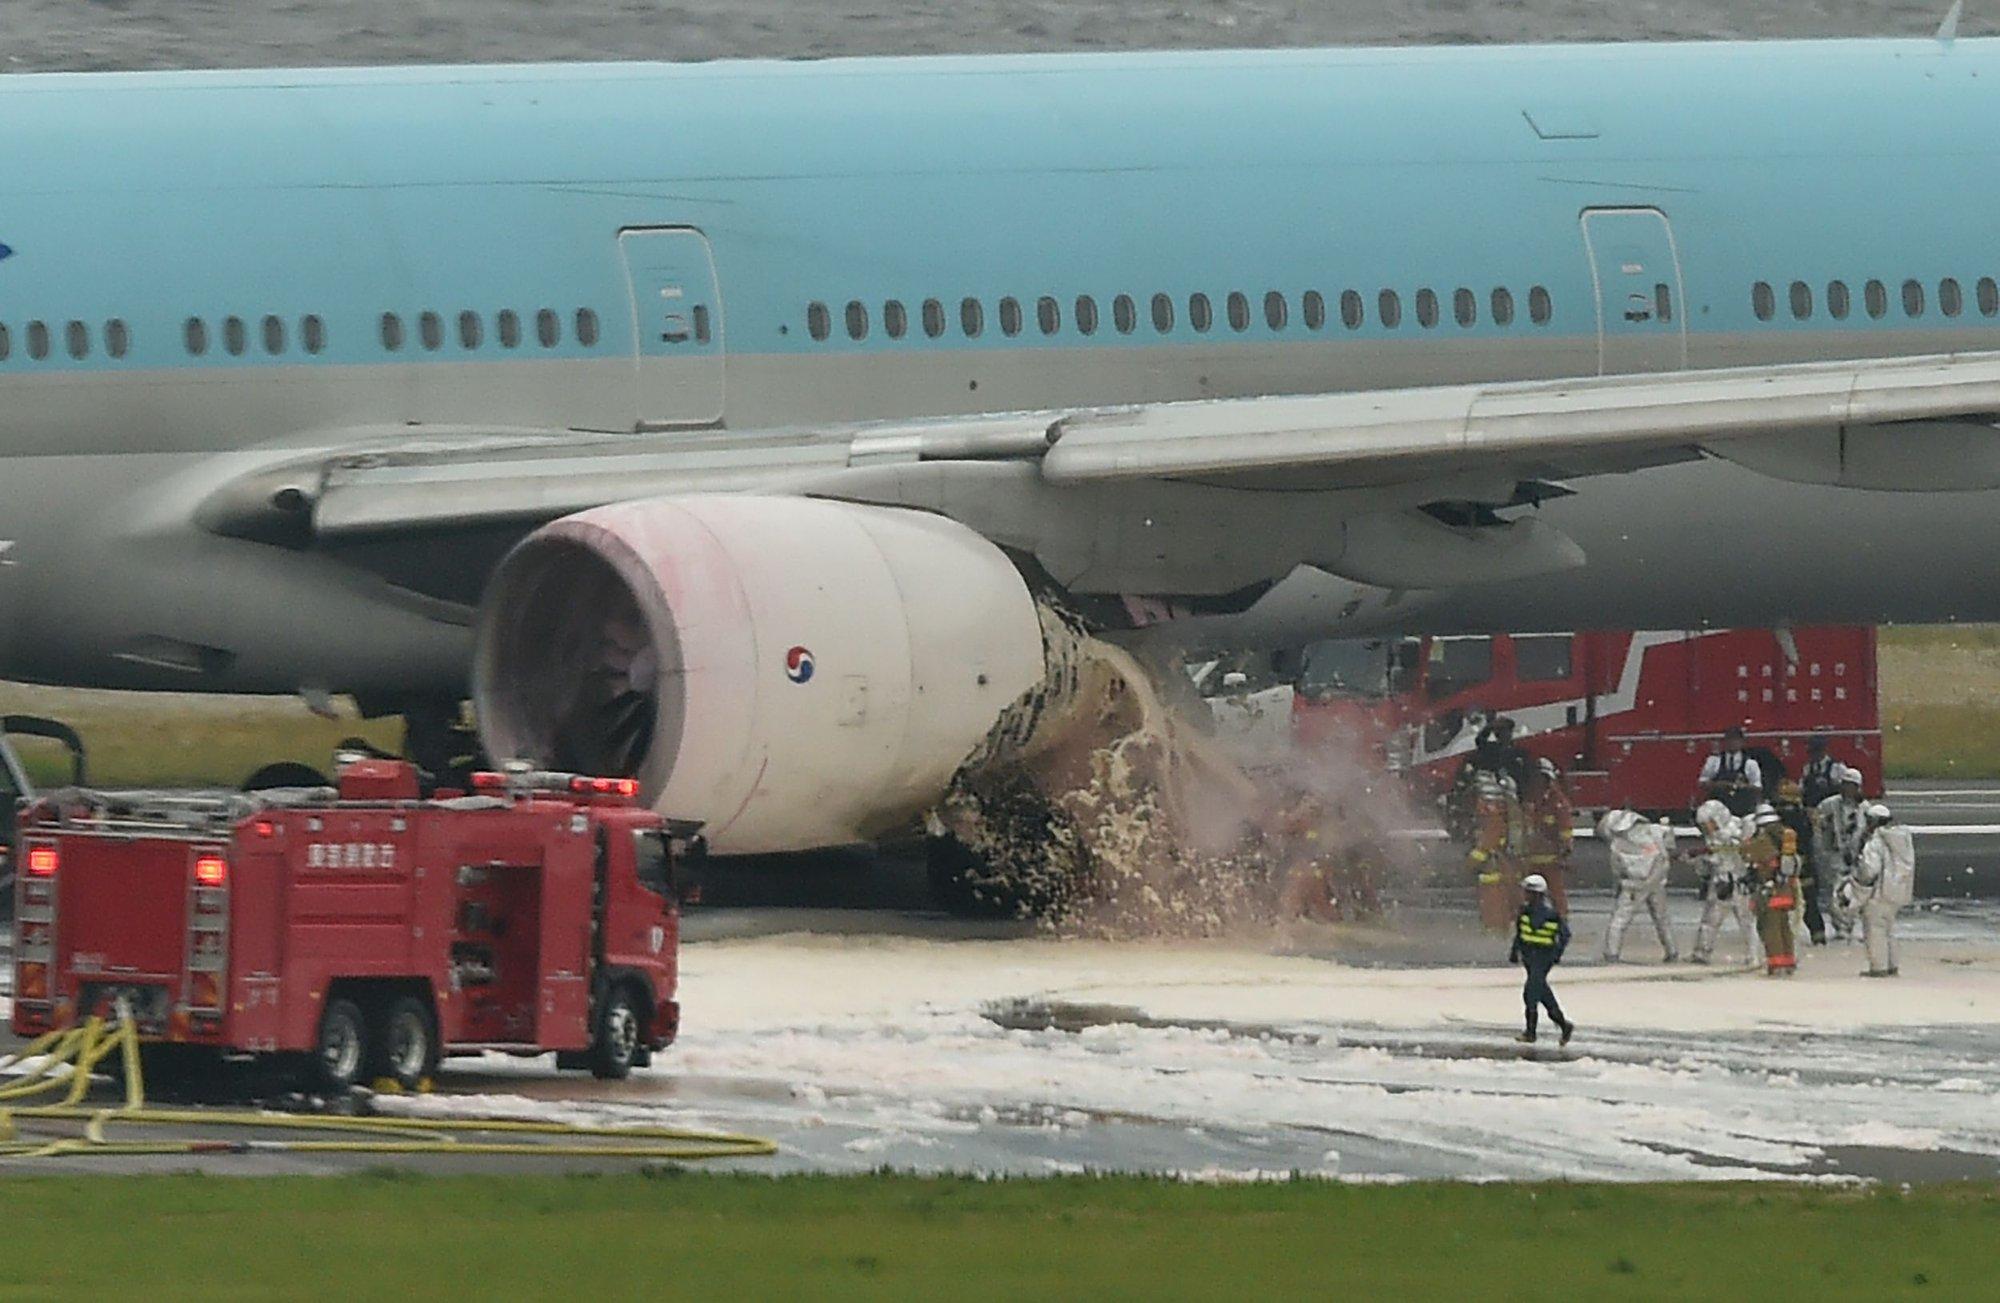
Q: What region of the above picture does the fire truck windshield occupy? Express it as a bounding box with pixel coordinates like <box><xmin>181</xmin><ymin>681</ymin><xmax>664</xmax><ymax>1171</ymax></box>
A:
<box><xmin>1299</xmin><ymin>640</ymin><xmax>1397</xmax><ymax>701</ymax></box>
<box><xmin>633</xmin><ymin>829</ymin><xmax>673</xmax><ymax>899</ymax></box>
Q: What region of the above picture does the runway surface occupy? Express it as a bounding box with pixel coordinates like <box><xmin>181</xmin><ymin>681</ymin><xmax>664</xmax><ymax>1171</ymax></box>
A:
<box><xmin>4</xmin><ymin>805</ymin><xmax>1996</xmax><ymax>1181</ymax></box>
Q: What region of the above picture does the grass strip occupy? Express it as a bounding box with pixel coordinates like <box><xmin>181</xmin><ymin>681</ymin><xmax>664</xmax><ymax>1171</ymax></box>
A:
<box><xmin>0</xmin><ymin>1172</ymin><xmax>1987</xmax><ymax>1298</ymax></box>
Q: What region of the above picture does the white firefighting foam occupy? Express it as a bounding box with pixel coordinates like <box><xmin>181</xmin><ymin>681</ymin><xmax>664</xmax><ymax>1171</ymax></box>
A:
<box><xmin>392</xmin><ymin>913</ymin><xmax>2000</xmax><ymax>1181</ymax></box>
<box><xmin>944</xmin><ymin>623</ymin><xmax>1419</xmax><ymax>934</ymax></box>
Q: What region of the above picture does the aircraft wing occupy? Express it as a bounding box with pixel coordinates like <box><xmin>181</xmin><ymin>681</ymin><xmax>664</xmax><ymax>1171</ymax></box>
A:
<box><xmin>1037</xmin><ymin>350</ymin><xmax>2000</xmax><ymax>484</ymax></box>
<box><xmin>205</xmin><ymin>349</ymin><xmax>2000</xmax><ymax>601</ymax></box>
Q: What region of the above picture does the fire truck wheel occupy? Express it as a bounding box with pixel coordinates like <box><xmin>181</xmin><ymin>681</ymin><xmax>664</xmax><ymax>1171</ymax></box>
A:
<box><xmin>374</xmin><ymin>996</ymin><xmax>440</xmax><ymax>1090</ymax></box>
<box><xmin>313</xmin><ymin>997</ymin><xmax>369</xmax><ymax>1093</ymax></box>
<box><xmin>589</xmin><ymin>985</ymin><xmax>644</xmax><ymax>1080</ymax></box>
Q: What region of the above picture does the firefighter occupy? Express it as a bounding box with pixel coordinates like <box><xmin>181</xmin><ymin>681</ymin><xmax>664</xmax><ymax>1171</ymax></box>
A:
<box><xmin>1465</xmin><ymin>761</ymin><xmax>1523</xmax><ymax>932</ymax></box>
<box><xmin>1799</xmin><ymin>734</ymin><xmax>1843</xmax><ymax>810</ymax></box>
<box><xmin>1695</xmin><ymin>724</ymin><xmax>1763</xmax><ymax>816</ymax></box>
<box><xmin>1509</xmin><ymin>873</ymin><xmax>1574</xmax><ymax>1046</ymax></box>
<box><xmin>1774</xmin><ymin>779</ymin><xmax>1827</xmax><ymax>945</ymax></box>
<box><xmin>1855</xmin><ymin>803</ymin><xmax>1917</xmax><ymax>977</ymax></box>
<box><xmin>1814</xmin><ymin>765</ymin><xmax>1869</xmax><ymax>941</ymax></box>
<box><xmin>1742</xmin><ymin>805</ymin><xmax>1798</xmax><ymax>976</ymax></box>
<box><xmin>1522</xmin><ymin>757</ymin><xmax>1574</xmax><ymax>916</ymax></box>
<box><xmin>1690</xmin><ymin>798</ymin><xmax>1759</xmax><ymax>966</ymax></box>
<box><xmin>1599</xmin><ymin>806</ymin><xmax>1677</xmax><ymax>963</ymax></box>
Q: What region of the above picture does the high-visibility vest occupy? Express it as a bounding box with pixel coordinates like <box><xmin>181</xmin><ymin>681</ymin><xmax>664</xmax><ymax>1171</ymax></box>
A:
<box><xmin>1517</xmin><ymin>914</ymin><xmax>1562</xmax><ymax>948</ymax></box>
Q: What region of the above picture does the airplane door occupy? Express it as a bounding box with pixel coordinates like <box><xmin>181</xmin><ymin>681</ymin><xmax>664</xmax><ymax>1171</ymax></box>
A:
<box><xmin>617</xmin><ymin>227</ymin><xmax>724</xmax><ymax>428</ymax></box>
<box><xmin>1579</xmin><ymin>208</ymin><xmax>1687</xmax><ymax>374</ymax></box>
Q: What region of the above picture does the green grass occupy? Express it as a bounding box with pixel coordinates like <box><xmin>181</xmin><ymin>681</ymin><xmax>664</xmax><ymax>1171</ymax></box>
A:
<box><xmin>1883</xmin><ymin>704</ymin><xmax>2000</xmax><ymax>780</ymax></box>
<box><xmin>0</xmin><ymin>684</ymin><xmax>398</xmax><ymax>789</ymax></box>
<box><xmin>0</xmin><ymin>1173</ymin><xmax>1985</xmax><ymax>1298</ymax></box>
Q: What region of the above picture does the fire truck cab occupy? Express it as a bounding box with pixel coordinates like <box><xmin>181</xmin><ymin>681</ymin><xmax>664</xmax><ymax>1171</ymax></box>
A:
<box><xmin>13</xmin><ymin>761</ymin><xmax>689</xmax><ymax>1091</ymax></box>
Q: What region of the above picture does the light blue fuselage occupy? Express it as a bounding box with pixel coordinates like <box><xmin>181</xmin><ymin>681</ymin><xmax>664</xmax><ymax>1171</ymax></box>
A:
<box><xmin>2</xmin><ymin>39</ymin><xmax>1999</xmax><ymax>695</ymax></box>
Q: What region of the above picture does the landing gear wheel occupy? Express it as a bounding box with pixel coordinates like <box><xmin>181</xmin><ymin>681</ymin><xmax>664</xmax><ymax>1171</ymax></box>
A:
<box><xmin>313</xmin><ymin>997</ymin><xmax>369</xmax><ymax>1094</ymax></box>
<box><xmin>371</xmin><ymin>996</ymin><xmax>439</xmax><ymax>1091</ymax></box>
<box><xmin>589</xmin><ymin>986</ymin><xmax>644</xmax><ymax>1081</ymax></box>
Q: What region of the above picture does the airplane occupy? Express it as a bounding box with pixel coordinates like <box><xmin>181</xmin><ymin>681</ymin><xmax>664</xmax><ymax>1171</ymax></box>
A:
<box><xmin>6</xmin><ymin>35</ymin><xmax>2000</xmax><ymax>898</ymax></box>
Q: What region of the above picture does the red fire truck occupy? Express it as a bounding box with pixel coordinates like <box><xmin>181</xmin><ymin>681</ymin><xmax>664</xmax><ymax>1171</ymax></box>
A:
<box><xmin>12</xmin><ymin>760</ymin><xmax>689</xmax><ymax>1091</ymax></box>
<box><xmin>1292</xmin><ymin>626</ymin><xmax>1882</xmax><ymax>814</ymax></box>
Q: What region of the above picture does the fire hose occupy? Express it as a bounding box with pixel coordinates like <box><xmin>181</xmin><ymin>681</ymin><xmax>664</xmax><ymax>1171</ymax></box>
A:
<box><xmin>0</xmin><ymin>1013</ymin><xmax>777</xmax><ymax>1163</ymax></box>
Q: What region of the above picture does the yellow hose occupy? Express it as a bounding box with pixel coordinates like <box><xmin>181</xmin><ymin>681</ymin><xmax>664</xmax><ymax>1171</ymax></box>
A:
<box><xmin>0</xmin><ymin>1015</ymin><xmax>776</xmax><ymax>1163</ymax></box>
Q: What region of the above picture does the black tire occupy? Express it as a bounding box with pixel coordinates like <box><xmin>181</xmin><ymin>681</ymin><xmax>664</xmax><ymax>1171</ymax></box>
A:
<box><xmin>313</xmin><ymin>997</ymin><xmax>369</xmax><ymax>1094</ymax></box>
<box><xmin>370</xmin><ymin>996</ymin><xmax>440</xmax><ymax>1091</ymax></box>
<box><xmin>589</xmin><ymin>984</ymin><xmax>644</xmax><ymax>1081</ymax></box>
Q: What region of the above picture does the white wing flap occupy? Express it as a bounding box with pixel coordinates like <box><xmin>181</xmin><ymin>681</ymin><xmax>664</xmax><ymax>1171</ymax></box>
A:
<box><xmin>1039</xmin><ymin>352</ymin><xmax>2000</xmax><ymax>483</ymax></box>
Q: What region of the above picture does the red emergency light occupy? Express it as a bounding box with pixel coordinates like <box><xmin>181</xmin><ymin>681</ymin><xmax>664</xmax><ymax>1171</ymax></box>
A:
<box><xmin>469</xmin><ymin>772</ymin><xmax>509</xmax><ymax>792</ymax></box>
<box><xmin>570</xmin><ymin>776</ymin><xmax>640</xmax><ymax>799</ymax></box>
<box><xmin>24</xmin><ymin>845</ymin><xmax>58</xmax><ymax>878</ymax></box>
<box><xmin>192</xmin><ymin>854</ymin><xmax>228</xmax><ymax>888</ymax></box>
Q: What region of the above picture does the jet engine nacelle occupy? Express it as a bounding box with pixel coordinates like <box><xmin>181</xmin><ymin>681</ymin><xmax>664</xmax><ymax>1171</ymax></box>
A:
<box><xmin>473</xmin><ymin>495</ymin><xmax>1049</xmax><ymax>853</ymax></box>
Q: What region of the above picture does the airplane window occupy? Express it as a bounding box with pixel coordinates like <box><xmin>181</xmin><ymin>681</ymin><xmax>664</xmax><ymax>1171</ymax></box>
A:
<box><xmin>1226</xmin><ymin>291</ymin><xmax>1249</xmax><ymax>332</ymax></box>
<box><xmin>301</xmin><ymin>315</ymin><xmax>325</xmax><ymax>354</ymax></box>
<box><xmin>1113</xmin><ymin>294</ymin><xmax>1137</xmax><ymax>334</ymax></box>
<box><xmin>537</xmin><ymin>308</ymin><xmax>561</xmax><ymax>348</ymax></box>
<box><xmin>1037</xmin><ymin>296</ymin><xmax>1061</xmax><ymax>335</ymax></box>
<box><xmin>1528</xmin><ymin>286</ymin><xmax>1552</xmax><ymax>325</ymax></box>
<box><xmin>1865</xmin><ymin>280</ymin><xmax>1888</xmax><ymax>318</ymax></box>
<box><xmin>1902</xmin><ymin>279</ymin><xmax>1926</xmax><ymax>317</ymax></box>
<box><xmin>1075</xmin><ymin>295</ymin><xmax>1098</xmax><ymax>336</ymax></box>
<box><xmin>1378</xmin><ymin>290</ymin><xmax>1402</xmax><ymax>328</ymax></box>
<box><xmin>844</xmin><ymin>300</ymin><xmax>868</xmax><ymax>341</ymax></box>
<box><xmin>1454</xmin><ymin>288</ymin><xmax>1477</xmax><ymax>327</ymax></box>
<box><xmin>458</xmin><ymin>310</ymin><xmax>482</xmax><ymax>349</ymax></box>
<box><xmin>806</xmin><ymin>302</ymin><xmax>830</xmax><ymax>342</ymax></box>
<box><xmin>262</xmin><ymin>315</ymin><xmax>286</xmax><ymax>355</ymax></box>
<box><xmin>1303</xmin><ymin>290</ymin><xmax>1326</xmax><ymax>330</ymax></box>
<box><xmin>959</xmin><ymin>297</ymin><xmax>983</xmax><ymax>338</ymax></box>
<box><xmin>1789</xmin><ymin>281</ymin><xmax>1812</xmax><ymax>320</ymax></box>
<box><xmin>1265</xmin><ymin>291</ymin><xmax>1288</xmax><ymax>331</ymax></box>
<box><xmin>1654</xmin><ymin>283</ymin><xmax>1674</xmax><ymax>323</ymax></box>
<box><xmin>922</xmin><ymin>299</ymin><xmax>946</xmax><ymax>338</ymax></box>
<box><xmin>1827</xmin><ymin>281</ymin><xmax>1851</xmax><ymax>320</ymax></box>
<box><xmin>883</xmin><ymin>300</ymin><xmax>907</xmax><ymax>340</ymax></box>
<box><xmin>496</xmin><ymin>309</ymin><xmax>521</xmax><ymax>349</ymax></box>
<box><xmin>27</xmin><ymin>321</ymin><xmax>49</xmax><ymax>360</ymax></box>
<box><xmin>104</xmin><ymin>319</ymin><xmax>129</xmax><ymax>359</ymax></box>
<box><xmin>184</xmin><ymin>317</ymin><xmax>208</xmax><ymax>356</ymax></box>
<box><xmin>1491</xmin><ymin>287</ymin><xmax>1514</xmax><ymax>326</ymax></box>
<box><xmin>380</xmin><ymin>313</ymin><xmax>405</xmax><ymax>351</ymax></box>
<box><xmin>693</xmin><ymin>305</ymin><xmax>711</xmax><ymax>344</ymax></box>
<box><xmin>1415</xmin><ymin>288</ymin><xmax>1439</xmax><ymax>329</ymax></box>
<box><xmin>1341</xmin><ymin>290</ymin><xmax>1364</xmax><ymax>329</ymax></box>
<box><xmin>419</xmin><ymin>312</ymin><xmax>443</xmax><ymax>351</ymax></box>
<box><xmin>1188</xmin><ymin>293</ymin><xmax>1213</xmax><ymax>332</ymax></box>
<box><xmin>998</xmin><ymin>297</ymin><xmax>1022</xmax><ymax>337</ymax></box>
<box><xmin>1752</xmin><ymin>282</ymin><xmax>1776</xmax><ymax>321</ymax></box>
<box><xmin>223</xmin><ymin>316</ymin><xmax>246</xmax><ymax>356</ymax></box>
<box><xmin>1940</xmin><ymin>278</ymin><xmax>1964</xmax><ymax>317</ymax></box>
<box><xmin>65</xmin><ymin>321</ymin><xmax>88</xmax><ymax>360</ymax></box>
<box><xmin>1981</xmin><ymin>278</ymin><xmax>2000</xmax><ymax>317</ymax></box>
<box><xmin>0</xmin><ymin>324</ymin><xmax>9</xmax><ymax>360</ymax></box>
<box><xmin>1151</xmin><ymin>293</ymin><xmax>1174</xmax><ymax>333</ymax></box>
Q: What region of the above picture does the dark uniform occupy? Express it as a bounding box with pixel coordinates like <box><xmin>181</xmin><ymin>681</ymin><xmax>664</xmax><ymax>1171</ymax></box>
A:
<box><xmin>1509</xmin><ymin>894</ymin><xmax>1574</xmax><ymax>1044</ymax></box>
<box><xmin>1774</xmin><ymin>781</ymin><xmax>1826</xmax><ymax>945</ymax></box>
<box><xmin>1800</xmin><ymin>750</ymin><xmax>1842</xmax><ymax>810</ymax></box>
